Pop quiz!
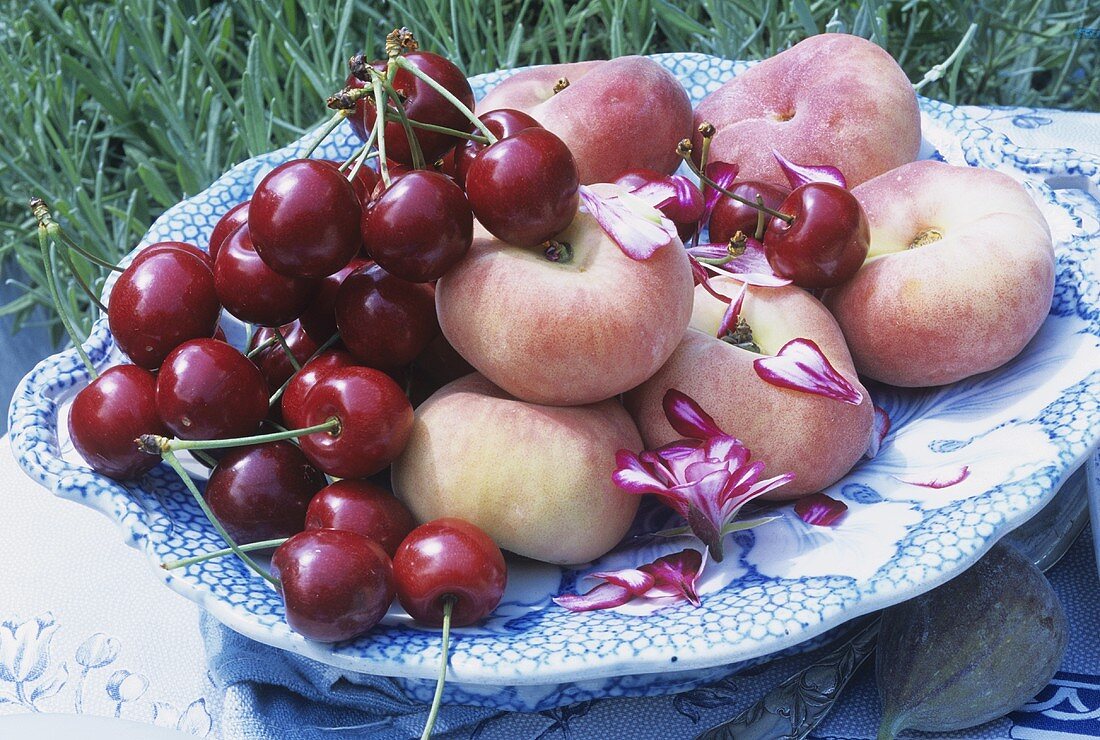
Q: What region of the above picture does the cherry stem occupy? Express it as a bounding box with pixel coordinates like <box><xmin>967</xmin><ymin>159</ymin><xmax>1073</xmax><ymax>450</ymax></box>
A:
<box><xmin>268</xmin><ymin>332</ymin><xmax>340</xmax><ymax>407</ymax></box>
<box><xmin>32</xmin><ymin>200</ymin><xmax>96</xmax><ymax>378</ymax></box>
<box><xmin>162</xmin><ymin>537</ymin><xmax>289</xmax><ymax>570</ymax></box>
<box><xmin>139</xmin><ymin>417</ymin><xmax>340</xmax><ymax>455</ymax></box>
<box><xmin>393</xmin><ymin>55</ymin><xmax>497</xmax><ymax>145</ymax></box>
<box><xmin>161</xmin><ymin>449</ymin><xmax>280</xmax><ymax>587</ymax></box>
<box><xmin>375</xmin><ymin>70</ymin><xmax>425</xmax><ymax>170</ymax></box>
<box><xmin>56</xmin><ymin>230</ymin><xmax>123</xmax><ymax>273</ymax></box>
<box><xmin>346</xmin><ymin>126</ymin><xmax>379</xmax><ymax>187</ymax></box>
<box><xmin>273</xmin><ymin>328</ymin><xmax>302</xmax><ymax>372</ymax></box>
<box><xmin>372</xmin><ymin>77</ymin><xmax>392</xmax><ymax>187</ymax></box>
<box><xmin>420</xmin><ymin>595</ymin><xmax>455</xmax><ymax>740</ymax></box>
<box><xmin>405</xmin><ymin>118</ymin><xmax>487</xmax><ymax>144</ymax></box>
<box><xmin>55</xmin><ymin>239</ymin><xmax>106</xmax><ymax>312</ymax></box>
<box><xmin>246</xmin><ymin>334</ymin><xmax>278</xmax><ymax>359</ymax></box>
<box><xmin>190</xmin><ymin>448</ymin><xmax>218</xmax><ymax>468</ymax></box>
<box><xmin>681</xmin><ymin>154</ymin><xmax>794</xmax><ymax>224</ymax></box>
<box><xmin>754</xmin><ymin>195</ymin><xmax>767</xmax><ymax>241</ymax></box>
<box><xmin>303</xmin><ymin>110</ymin><xmax>348</xmax><ymax>159</ymax></box>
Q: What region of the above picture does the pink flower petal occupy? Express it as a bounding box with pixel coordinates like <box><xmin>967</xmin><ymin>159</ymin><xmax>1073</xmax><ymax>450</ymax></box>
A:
<box><xmin>729</xmin><ymin>272</ymin><xmax>793</xmax><ymax>287</ymax></box>
<box><xmin>587</xmin><ymin>568</ymin><xmax>655</xmax><ymax>595</ymax></box>
<box><xmin>689</xmin><ymin>256</ymin><xmax>734</xmax><ymax>304</ymax></box>
<box><xmin>692</xmin><ymin>238</ymin><xmax>793</xmax><ymax>287</ymax></box>
<box><xmin>686</xmin><ymin>243</ymin><xmax>733</xmax><ymax>262</ymax></box>
<box><xmin>753</xmin><ymin>338</ymin><xmax>864</xmax><ymax>406</ymax></box>
<box><xmin>794</xmin><ymin>493</ymin><xmax>848</xmax><ymax>526</ymax></box>
<box><xmin>864</xmin><ymin>405</ymin><xmax>892</xmax><ymax>459</ymax></box>
<box><xmin>701</xmin><ymin>161</ymin><xmax>740</xmax><ymax>226</ymax></box>
<box><xmin>772</xmin><ymin>150</ymin><xmax>847</xmax><ymax>189</ymax></box>
<box><xmin>893</xmin><ymin>466</ymin><xmax>971</xmax><ymax>489</ymax></box>
<box><xmin>611</xmin><ymin>450</ymin><xmax>671</xmax><ymax>496</ymax></box>
<box><xmin>662</xmin><ymin>389</ymin><xmax>727</xmax><ymax>440</ymax></box>
<box><xmin>553</xmin><ymin>582</ymin><xmax>634</xmax><ymax>612</ymax></box>
<box><xmin>632</xmin><ymin>175</ymin><xmax>705</xmax><ymax>220</ymax></box>
<box><xmin>641</xmin><ymin>549</ymin><xmax>704</xmax><ymax>606</ymax></box>
<box><xmin>578</xmin><ymin>185</ymin><xmax>678</xmax><ymax>261</ymax></box>
<box><xmin>717</xmin><ymin>281</ymin><xmax>748</xmax><ymax>338</ymax></box>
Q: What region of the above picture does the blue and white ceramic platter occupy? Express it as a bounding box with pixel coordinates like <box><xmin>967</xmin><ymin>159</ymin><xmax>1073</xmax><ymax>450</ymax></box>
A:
<box><xmin>9</xmin><ymin>53</ymin><xmax>1100</xmax><ymax>712</ymax></box>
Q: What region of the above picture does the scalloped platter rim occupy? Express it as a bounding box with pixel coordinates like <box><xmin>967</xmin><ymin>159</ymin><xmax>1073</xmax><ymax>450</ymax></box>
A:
<box><xmin>9</xmin><ymin>53</ymin><xmax>1100</xmax><ymax>712</ymax></box>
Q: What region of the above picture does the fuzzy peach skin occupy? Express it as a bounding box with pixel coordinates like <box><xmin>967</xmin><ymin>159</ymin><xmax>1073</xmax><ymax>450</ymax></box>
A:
<box><xmin>823</xmin><ymin>160</ymin><xmax>1055</xmax><ymax>388</ymax></box>
<box><xmin>392</xmin><ymin>373</ymin><xmax>642</xmax><ymax>565</ymax></box>
<box><xmin>624</xmin><ymin>277</ymin><xmax>873</xmax><ymax>499</ymax></box>
<box><xmin>435</xmin><ymin>184</ymin><xmax>694</xmax><ymax>406</ymax></box>
<box><xmin>692</xmin><ymin>34</ymin><xmax>920</xmax><ymax>188</ymax></box>
<box><xmin>478</xmin><ymin>56</ymin><xmax>693</xmax><ymax>184</ymax></box>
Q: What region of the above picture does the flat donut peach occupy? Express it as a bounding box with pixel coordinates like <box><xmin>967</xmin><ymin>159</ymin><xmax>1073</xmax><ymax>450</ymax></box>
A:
<box><xmin>824</xmin><ymin>160</ymin><xmax>1055</xmax><ymax>387</ymax></box>
<box><xmin>692</xmin><ymin>34</ymin><xmax>920</xmax><ymax>188</ymax></box>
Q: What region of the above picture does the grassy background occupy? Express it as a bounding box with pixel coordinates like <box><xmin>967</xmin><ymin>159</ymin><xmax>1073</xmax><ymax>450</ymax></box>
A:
<box><xmin>1</xmin><ymin>0</ymin><xmax>1096</xmax><ymax>340</ymax></box>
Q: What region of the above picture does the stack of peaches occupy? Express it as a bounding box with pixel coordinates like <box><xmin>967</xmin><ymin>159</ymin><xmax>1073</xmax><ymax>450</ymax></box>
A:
<box><xmin>397</xmin><ymin>33</ymin><xmax>1055</xmax><ymax>566</ymax></box>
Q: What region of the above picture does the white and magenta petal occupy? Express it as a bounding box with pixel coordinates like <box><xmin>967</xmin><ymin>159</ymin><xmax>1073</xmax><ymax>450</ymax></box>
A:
<box><xmin>772</xmin><ymin>150</ymin><xmax>847</xmax><ymax>189</ymax></box>
<box><xmin>717</xmin><ymin>281</ymin><xmax>748</xmax><ymax>338</ymax></box>
<box><xmin>642</xmin><ymin>549</ymin><xmax>704</xmax><ymax>606</ymax></box>
<box><xmin>702</xmin><ymin>161</ymin><xmax>740</xmax><ymax>225</ymax></box>
<box><xmin>632</xmin><ymin>175</ymin><xmax>704</xmax><ymax>218</ymax></box>
<box><xmin>611</xmin><ymin>450</ymin><xmax>670</xmax><ymax>496</ymax></box>
<box><xmin>753</xmin><ymin>338</ymin><xmax>864</xmax><ymax>406</ymax></box>
<box><xmin>894</xmin><ymin>466</ymin><xmax>971</xmax><ymax>489</ymax></box>
<box><xmin>586</xmin><ymin>568</ymin><xmax>655</xmax><ymax>595</ymax></box>
<box><xmin>662</xmin><ymin>388</ymin><xmax>728</xmax><ymax>440</ymax></box>
<box><xmin>794</xmin><ymin>493</ymin><xmax>848</xmax><ymax>526</ymax></box>
<box><xmin>553</xmin><ymin>582</ymin><xmax>635</xmax><ymax>612</ymax></box>
<box><xmin>864</xmin><ymin>405</ymin><xmax>892</xmax><ymax>459</ymax></box>
<box><xmin>578</xmin><ymin>185</ymin><xmax>677</xmax><ymax>261</ymax></box>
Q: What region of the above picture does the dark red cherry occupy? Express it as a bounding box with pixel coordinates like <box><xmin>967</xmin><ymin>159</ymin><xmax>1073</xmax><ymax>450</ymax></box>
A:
<box><xmin>204</xmin><ymin>441</ymin><xmax>326</xmax><ymax>544</ymax></box>
<box><xmin>363</xmin><ymin>171</ymin><xmax>472</xmax><ymax>283</ymax></box>
<box><xmin>272</xmin><ymin>529</ymin><xmax>394</xmax><ymax>642</ymax></box>
<box><xmin>453</xmin><ymin>109</ymin><xmax>541</xmax><ymax>187</ymax></box>
<box><xmin>393</xmin><ymin>518</ymin><xmax>507</xmax><ymax>627</ymax></box>
<box><xmin>108</xmin><ymin>248</ymin><xmax>220</xmax><ymax>370</ymax></box>
<box><xmin>297</xmin><ymin>257</ymin><xmax>372</xmax><ymax>343</ymax></box>
<box><xmin>297</xmin><ymin>366</ymin><xmax>414</xmax><ymax>479</ymax></box>
<box><xmin>334</xmin><ymin>264</ymin><xmax>438</xmax><ymax>371</ymax></box>
<box><xmin>214</xmin><ymin>225</ymin><xmax>320</xmax><ymax>327</ymax></box>
<box><xmin>305</xmin><ymin>480</ymin><xmax>415</xmax><ymax>558</ymax></box>
<box><xmin>69</xmin><ymin>365</ymin><xmax>168</xmax><ymax>480</ymax></box>
<box><xmin>130</xmin><ymin>241</ymin><xmax>213</xmax><ymax>271</ymax></box>
<box><xmin>156</xmin><ymin>338</ymin><xmax>270</xmax><ymax>440</ymax></box>
<box><xmin>710</xmin><ymin>181</ymin><xmax>791</xmax><ymax>244</ymax></box>
<box><xmin>328</xmin><ymin>161</ymin><xmax>380</xmax><ymax>205</ymax></box>
<box><xmin>280</xmin><ymin>350</ymin><xmax>359</xmax><ymax>430</ymax></box>
<box><xmin>613</xmin><ymin>169</ymin><xmax>705</xmax><ymax>241</ymax></box>
<box><xmin>764</xmin><ymin>183</ymin><xmax>870</xmax><ymax>289</ymax></box>
<box><xmin>249</xmin><ymin>321</ymin><xmax>320</xmax><ymax>392</ymax></box>
<box><xmin>465</xmin><ymin>128</ymin><xmax>580</xmax><ymax>247</ymax></box>
<box><xmin>209</xmin><ymin>201</ymin><xmax>250</xmax><ymax>262</ymax></box>
<box><xmin>249</xmin><ymin>159</ymin><xmax>362</xmax><ymax>279</ymax></box>
<box><xmin>345</xmin><ymin>51</ymin><xmax>475</xmax><ymax>164</ymax></box>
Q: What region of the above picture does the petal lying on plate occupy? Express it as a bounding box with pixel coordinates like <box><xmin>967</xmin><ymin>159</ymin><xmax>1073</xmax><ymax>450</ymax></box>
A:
<box><xmin>753</xmin><ymin>338</ymin><xmax>864</xmax><ymax>406</ymax></box>
<box><xmin>586</xmin><ymin>568</ymin><xmax>655</xmax><ymax>594</ymax></box>
<box><xmin>642</xmin><ymin>549</ymin><xmax>704</xmax><ymax>606</ymax></box>
<box><xmin>794</xmin><ymin>493</ymin><xmax>849</xmax><ymax>526</ymax></box>
<box><xmin>772</xmin><ymin>149</ymin><xmax>847</xmax><ymax>189</ymax></box>
<box><xmin>577</xmin><ymin>185</ymin><xmax>678</xmax><ymax>261</ymax></box>
<box><xmin>552</xmin><ymin>582</ymin><xmax>635</xmax><ymax>612</ymax></box>
<box><xmin>554</xmin><ymin>549</ymin><xmax>706</xmax><ymax>612</ymax></box>
<box><xmin>894</xmin><ymin>466</ymin><xmax>971</xmax><ymax>489</ymax></box>
<box><xmin>865</xmin><ymin>405</ymin><xmax>892</xmax><ymax>459</ymax></box>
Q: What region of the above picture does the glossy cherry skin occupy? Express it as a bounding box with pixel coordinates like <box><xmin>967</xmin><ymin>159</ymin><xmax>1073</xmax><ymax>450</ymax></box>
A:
<box><xmin>392</xmin><ymin>518</ymin><xmax>507</xmax><ymax>627</ymax></box>
<box><xmin>345</xmin><ymin>51</ymin><xmax>475</xmax><ymax>164</ymax></box>
<box><xmin>710</xmin><ymin>181</ymin><xmax>791</xmax><ymax>244</ymax></box>
<box><xmin>334</xmin><ymin>264</ymin><xmax>438</xmax><ymax>371</ymax></box>
<box><xmin>297</xmin><ymin>257</ymin><xmax>372</xmax><ymax>343</ymax></box>
<box><xmin>297</xmin><ymin>366</ymin><xmax>414</xmax><ymax>479</ymax></box>
<box><xmin>69</xmin><ymin>365</ymin><xmax>168</xmax><ymax>480</ymax></box>
<box><xmin>305</xmin><ymin>480</ymin><xmax>415</xmax><ymax>558</ymax></box>
<box><xmin>280</xmin><ymin>350</ymin><xmax>359</xmax><ymax>430</ymax></box>
<box><xmin>130</xmin><ymin>241</ymin><xmax>213</xmax><ymax>271</ymax></box>
<box><xmin>205</xmin><ymin>441</ymin><xmax>326</xmax><ymax>544</ymax></box>
<box><xmin>329</xmin><ymin>161</ymin><xmax>380</xmax><ymax>205</ymax></box>
<box><xmin>363</xmin><ymin>171</ymin><xmax>472</xmax><ymax>283</ymax></box>
<box><xmin>249</xmin><ymin>159</ymin><xmax>362</xmax><ymax>279</ymax></box>
<box><xmin>249</xmin><ymin>321</ymin><xmax>320</xmax><ymax>392</ymax></box>
<box><xmin>156</xmin><ymin>338</ymin><xmax>270</xmax><ymax>440</ymax></box>
<box><xmin>453</xmin><ymin>109</ymin><xmax>541</xmax><ymax>187</ymax></box>
<box><xmin>765</xmin><ymin>182</ymin><xmax>870</xmax><ymax>289</ymax></box>
<box><xmin>272</xmin><ymin>529</ymin><xmax>394</xmax><ymax>642</ymax></box>
<box><xmin>214</xmin><ymin>225</ymin><xmax>321</xmax><ymax>327</ymax></box>
<box><xmin>209</xmin><ymin>201</ymin><xmax>250</xmax><ymax>262</ymax></box>
<box><xmin>109</xmin><ymin>249</ymin><xmax>221</xmax><ymax>369</ymax></box>
<box><xmin>613</xmin><ymin>168</ymin><xmax>706</xmax><ymax>241</ymax></box>
<box><xmin>465</xmin><ymin>128</ymin><xmax>580</xmax><ymax>247</ymax></box>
